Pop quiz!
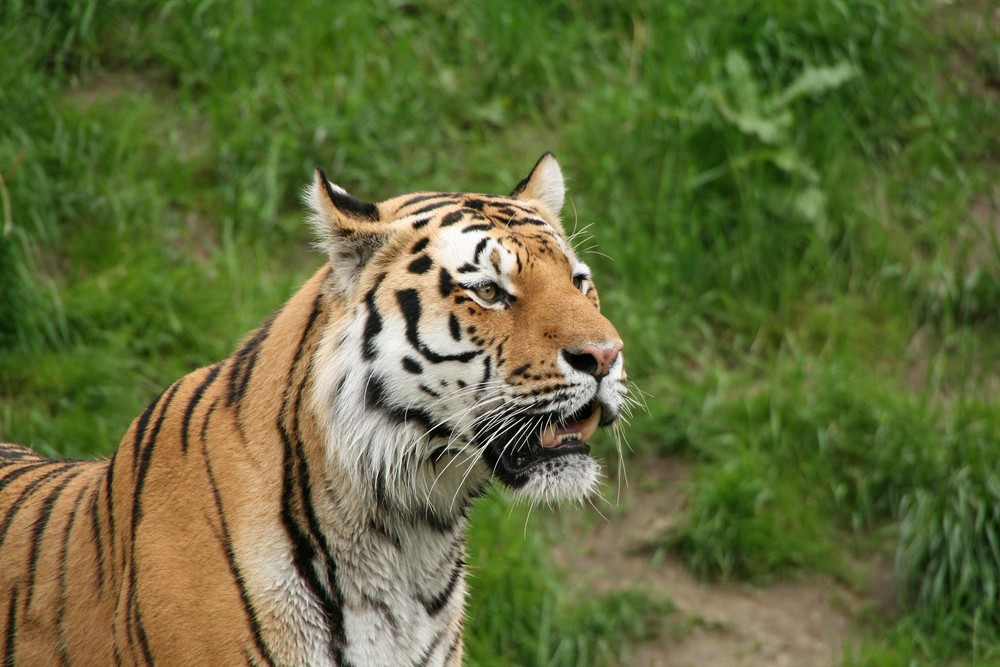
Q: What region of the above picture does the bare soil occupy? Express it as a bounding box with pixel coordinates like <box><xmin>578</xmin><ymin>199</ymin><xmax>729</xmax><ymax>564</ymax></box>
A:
<box><xmin>553</xmin><ymin>454</ymin><xmax>860</xmax><ymax>667</ymax></box>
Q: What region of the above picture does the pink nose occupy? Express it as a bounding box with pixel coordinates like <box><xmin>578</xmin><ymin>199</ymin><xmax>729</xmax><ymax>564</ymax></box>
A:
<box><xmin>563</xmin><ymin>342</ymin><xmax>623</xmax><ymax>378</ymax></box>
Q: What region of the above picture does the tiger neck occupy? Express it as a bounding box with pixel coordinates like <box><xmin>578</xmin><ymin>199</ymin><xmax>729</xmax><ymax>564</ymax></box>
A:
<box><xmin>301</xmin><ymin>288</ymin><xmax>490</xmax><ymax>538</ymax></box>
<box><xmin>241</xmin><ymin>268</ymin><xmax>471</xmax><ymax>660</ymax></box>
<box><xmin>277</xmin><ymin>267</ymin><xmax>480</xmax><ymax>551</ymax></box>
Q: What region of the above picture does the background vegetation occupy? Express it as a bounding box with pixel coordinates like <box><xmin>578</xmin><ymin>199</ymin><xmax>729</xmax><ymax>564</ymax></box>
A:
<box><xmin>2</xmin><ymin>0</ymin><xmax>999</xmax><ymax>664</ymax></box>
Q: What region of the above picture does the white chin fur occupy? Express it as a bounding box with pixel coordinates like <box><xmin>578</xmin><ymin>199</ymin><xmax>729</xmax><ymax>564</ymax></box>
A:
<box><xmin>512</xmin><ymin>454</ymin><xmax>601</xmax><ymax>505</ymax></box>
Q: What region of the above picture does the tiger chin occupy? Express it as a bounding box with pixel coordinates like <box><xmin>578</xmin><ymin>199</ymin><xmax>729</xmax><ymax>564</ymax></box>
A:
<box><xmin>0</xmin><ymin>153</ymin><xmax>626</xmax><ymax>666</ymax></box>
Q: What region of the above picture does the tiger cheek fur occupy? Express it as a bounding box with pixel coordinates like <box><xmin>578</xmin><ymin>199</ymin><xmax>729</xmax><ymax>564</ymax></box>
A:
<box><xmin>0</xmin><ymin>153</ymin><xmax>627</xmax><ymax>666</ymax></box>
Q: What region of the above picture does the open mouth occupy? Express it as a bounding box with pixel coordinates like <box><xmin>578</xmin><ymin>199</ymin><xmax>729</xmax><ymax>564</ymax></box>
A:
<box><xmin>539</xmin><ymin>401</ymin><xmax>603</xmax><ymax>449</ymax></box>
<box><xmin>481</xmin><ymin>401</ymin><xmax>604</xmax><ymax>488</ymax></box>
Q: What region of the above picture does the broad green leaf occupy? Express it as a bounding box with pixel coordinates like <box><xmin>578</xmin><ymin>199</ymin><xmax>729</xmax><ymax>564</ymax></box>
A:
<box><xmin>774</xmin><ymin>62</ymin><xmax>859</xmax><ymax>107</ymax></box>
<box><xmin>715</xmin><ymin>94</ymin><xmax>791</xmax><ymax>144</ymax></box>
<box><xmin>723</xmin><ymin>50</ymin><xmax>762</xmax><ymax>112</ymax></box>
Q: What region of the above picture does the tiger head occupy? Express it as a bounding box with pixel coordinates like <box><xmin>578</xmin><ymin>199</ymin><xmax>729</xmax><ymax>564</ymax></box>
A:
<box><xmin>306</xmin><ymin>154</ymin><xmax>626</xmax><ymax>515</ymax></box>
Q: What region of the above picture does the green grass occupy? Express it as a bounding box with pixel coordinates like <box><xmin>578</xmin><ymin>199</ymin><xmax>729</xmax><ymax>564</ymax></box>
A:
<box><xmin>3</xmin><ymin>0</ymin><xmax>1000</xmax><ymax>664</ymax></box>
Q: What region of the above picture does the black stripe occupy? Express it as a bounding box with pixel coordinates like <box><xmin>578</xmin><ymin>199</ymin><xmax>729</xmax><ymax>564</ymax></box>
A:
<box><xmin>401</xmin><ymin>357</ymin><xmax>422</xmax><ymax>375</ymax></box>
<box><xmin>105</xmin><ymin>453</ymin><xmax>119</xmax><ymax>574</ymax></box>
<box><xmin>400</xmin><ymin>194</ymin><xmax>450</xmax><ymax>209</ymax></box>
<box><xmin>201</xmin><ymin>399</ymin><xmax>219</xmax><ymax>443</ymax></box>
<box><xmin>372</xmin><ymin>467</ymin><xmax>391</xmax><ymax>513</ymax></box>
<box><xmin>410</xmin><ymin>628</ymin><xmax>448</xmax><ymax>667</ymax></box>
<box><xmin>183</xmin><ymin>363</ymin><xmax>222</xmax><ymax>453</ymax></box>
<box><xmin>438</xmin><ymin>268</ymin><xmax>454</xmax><ymax>299</ymax></box>
<box><xmin>362</xmin><ymin>274</ymin><xmax>387</xmax><ymax>360</ymax></box>
<box><xmin>414</xmin><ymin>628</ymin><xmax>449</xmax><ymax>667</ymax></box>
<box><xmin>25</xmin><ymin>467</ymin><xmax>82</xmax><ymax>610</ymax></box>
<box><xmin>130</xmin><ymin>382</ymin><xmax>182</xmax><ymax>541</ymax></box>
<box><xmin>462</xmin><ymin>223</ymin><xmax>493</xmax><ymax>234</ymax></box>
<box><xmin>507</xmin><ymin>216</ymin><xmax>548</xmax><ymax>227</ymax></box>
<box><xmin>0</xmin><ymin>444</ymin><xmax>40</xmax><ymax>462</ymax></box>
<box><xmin>408</xmin><ymin>254</ymin><xmax>432</xmax><ymax>275</ymax></box>
<box><xmin>395</xmin><ymin>289</ymin><xmax>479</xmax><ymax>364</ymax></box>
<box><xmin>444</xmin><ymin>630</ymin><xmax>462</xmax><ymax>664</ymax></box>
<box><xmin>277</xmin><ymin>291</ymin><xmax>347</xmax><ymax>662</ymax></box>
<box><xmin>279</xmin><ymin>427</ymin><xmax>335</xmax><ymax>641</ymax></box>
<box><xmin>365</xmin><ymin>375</ymin><xmax>449</xmax><ymax>439</ymax></box>
<box><xmin>111</xmin><ymin>618</ymin><xmax>123</xmax><ymax>667</ymax></box>
<box><xmin>133</xmin><ymin>606</ymin><xmax>154</xmax><ymax>666</ymax></box>
<box><xmin>228</xmin><ymin>311</ymin><xmax>278</xmax><ymax>407</ymax></box>
<box><xmin>56</xmin><ymin>477</ymin><xmax>91</xmax><ymax>664</ymax></box>
<box><xmin>408</xmin><ymin>200</ymin><xmax>461</xmax><ymax>218</ymax></box>
<box><xmin>440</xmin><ymin>210</ymin><xmax>464</xmax><ymax>227</ymax></box>
<box><xmin>480</xmin><ymin>356</ymin><xmax>493</xmax><ymax>384</ymax></box>
<box><xmin>4</xmin><ymin>584</ymin><xmax>19</xmax><ymax>666</ymax></box>
<box><xmin>0</xmin><ymin>460</ymin><xmax>59</xmax><ymax>493</ymax></box>
<box><xmin>0</xmin><ymin>463</ymin><xmax>74</xmax><ymax>551</ymax></box>
<box><xmin>511</xmin><ymin>363</ymin><xmax>532</xmax><ymax>377</ymax></box>
<box><xmin>128</xmin><ymin>380</ymin><xmax>183</xmax><ymax>666</ymax></box>
<box><xmin>410</xmin><ymin>238</ymin><xmax>429</xmax><ymax>254</ymax></box>
<box><xmin>421</xmin><ymin>558</ymin><xmax>465</xmax><ymax>616</ymax></box>
<box><xmin>291</xmin><ymin>393</ymin><xmax>347</xmax><ymax>653</ymax></box>
<box><xmin>448</xmin><ymin>313</ymin><xmax>461</xmax><ymax>341</ymax></box>
<box><xmin>90</xmin><ymin>477</ymin><xmax>107</xmax><ymax>593</ymax></box>
<box><xmin>472</xmin><ymin>238</ymin><xmax>490</xmax><ymax>265</ymax></box>
<box><xmin>132</xmin><ymin>599</ymin><xmax>154</xmax><ymax>664</ymax></box>
<box><xmin>130</xmin><ymin>392</ymin><xmax>164</xmax><ymax>475</ymax></box>
<box><xmin>203</xmin><ymin>439</ymin><xmax>276</xmax><ymax>666</ymax></box>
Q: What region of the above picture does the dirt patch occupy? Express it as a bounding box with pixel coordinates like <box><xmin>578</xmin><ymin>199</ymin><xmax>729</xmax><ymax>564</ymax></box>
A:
<box><xmin>553</xmin><ymin>454</ymin><xmax>855</xmax><ymax>667</ymax></box>
<box><xmin>62</xmin><ymin>69</ymin><xmax>211</xmax><ymax>164</ymax></box>
<box><xmin>934</xmin><ymin>0</ymin><xmax>1000</xmax><ymax>102</ymax></box>
<box><xmin>62</xmin><ymin>70</ymin><xmax>152</xmax><ymax>109</ymax></box>
<box><xmin>968</xmin><ymin>187</ymin><xmax>1000</xmax><ymax>271</ymax></box>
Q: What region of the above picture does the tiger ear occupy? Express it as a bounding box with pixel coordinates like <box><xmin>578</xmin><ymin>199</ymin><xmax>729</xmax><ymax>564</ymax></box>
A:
<box><xmin>510</xmin><ymin>152</ymin><xmax>565</xmax><ymax>216</ymax></box>
<box><xmin>306</xmin><ymin>169</ymin><xmax>387</xmax><ymax>295</ymax></box>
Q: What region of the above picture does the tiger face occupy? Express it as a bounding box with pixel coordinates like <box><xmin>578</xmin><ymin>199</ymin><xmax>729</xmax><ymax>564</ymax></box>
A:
<box><xmin>308</xmin><ymin>154</ymin><xmax>626</xmax><ymax>511</ymax></box>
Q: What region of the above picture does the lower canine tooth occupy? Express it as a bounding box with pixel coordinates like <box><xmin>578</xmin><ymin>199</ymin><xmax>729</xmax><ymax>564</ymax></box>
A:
<box><xmin>579</xmin><ymin>404</ymin><xmax>602</xmax><ymax>443</ymax></box>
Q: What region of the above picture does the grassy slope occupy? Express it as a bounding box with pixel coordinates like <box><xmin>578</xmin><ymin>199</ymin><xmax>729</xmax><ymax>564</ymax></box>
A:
<box><xmin>2</xmin><ymin>1</ymin><xmax>999</xmax><ymax>664</ymax></box>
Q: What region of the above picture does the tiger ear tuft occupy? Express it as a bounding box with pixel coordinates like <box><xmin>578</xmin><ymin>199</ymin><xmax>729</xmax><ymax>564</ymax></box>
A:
<box><xmin>511</xmin><ymin>152</ymin><xmax>565</xmax><ymax>216</ymax></box>
<box><xmin>305</xmin><ymin>169</ymin><xmax>386</xmax><ymax>295</ymax></box>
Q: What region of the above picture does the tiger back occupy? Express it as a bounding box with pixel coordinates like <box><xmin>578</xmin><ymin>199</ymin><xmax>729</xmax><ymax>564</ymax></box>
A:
<box><xmin>0</xmin><ymin>154</ymin><xmax>628</xmax><ymax>666</ymax></box>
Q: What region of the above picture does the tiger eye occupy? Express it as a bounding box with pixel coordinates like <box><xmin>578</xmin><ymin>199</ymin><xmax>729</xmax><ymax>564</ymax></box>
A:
<box><xmin>475</xmin><ymin>283</ymin><xmax>498</xmax><ymax>301</ymax></box>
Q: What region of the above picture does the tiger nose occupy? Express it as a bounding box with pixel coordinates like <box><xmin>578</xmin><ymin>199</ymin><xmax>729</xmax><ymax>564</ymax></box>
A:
<box><xmin>561</xmin><ymin>342</ymin><xmax>623</xmax><ymax>379</ymax></box>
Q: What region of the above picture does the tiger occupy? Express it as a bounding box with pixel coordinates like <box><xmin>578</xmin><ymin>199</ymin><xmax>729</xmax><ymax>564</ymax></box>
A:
<box><xmin>0</xmin><ymin>153</ymin><xmax>627</xmax><ymax>666</ymax></box>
